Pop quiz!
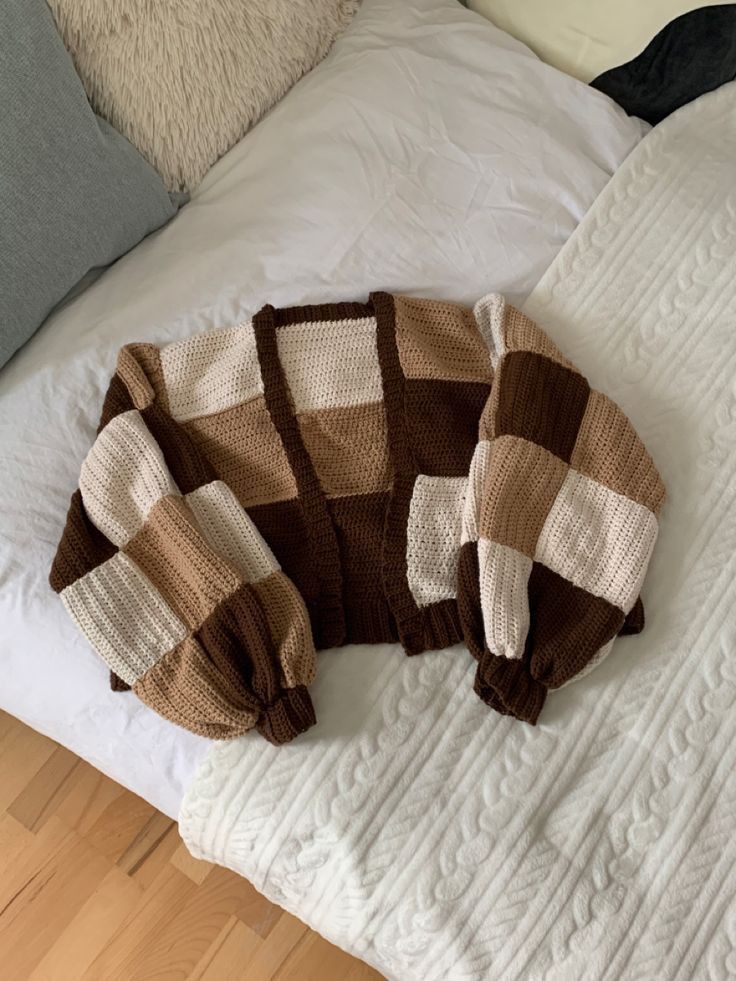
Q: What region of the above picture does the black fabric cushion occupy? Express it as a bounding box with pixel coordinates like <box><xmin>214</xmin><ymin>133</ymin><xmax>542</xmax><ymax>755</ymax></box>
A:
<box><xmin>592</xmin><ymin>4</ymin><xmax>736</xmax><ymax>125</ymax></box>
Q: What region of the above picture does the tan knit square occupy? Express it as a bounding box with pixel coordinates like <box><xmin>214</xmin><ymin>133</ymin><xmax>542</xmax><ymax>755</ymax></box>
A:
<box><xmin>571</xmin><ymin>390</ymin><xmax>665</xmax><ymax>515</ymax></box>
<box><xmin>502</xmin><ymin>305</ymin><xmax>575</xmax><ymax>371</ymax></box>
<box><xmin>394</xmin><ymin>296</ymin><xmax>493</xmax><ymax>384</ymax></box>
<box><xmin>184</xmin><ymin>395</ymin><xmax>297</xmax><ymax>508</ymax></box>
<box><xmin>251</xmin><ymin>571</ymin><xmax>316</xmax><ymax>689</ymax></box>
<box><xmin>117</xmin><ymin>343</ymin><xmax>170</xmax><ymax>412</ymax></box>
<box><xmin>125</xmin><ymin>494</ymin><xmax>241</xmax><ymax>629</ymax></box>
<box><xmin>478</xmin><ymin>435</ymin><xmax>568</xmax><ymax>559</ymax></box>
<box><xmin>297</xmin><ymin>401</ymin><xmax>391</xmax><ymax>499</ymax></box>
<box><xmin>134</xmin><ymin>636</ymin><xmax>259</xmax><ymax>739</ymax></box>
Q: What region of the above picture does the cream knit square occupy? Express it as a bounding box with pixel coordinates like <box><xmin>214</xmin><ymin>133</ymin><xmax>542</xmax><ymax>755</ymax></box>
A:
<box><xmin>80</xmin><ymin>409</ymin><xmax>178</xmax><ymax>547</ymax></box>
<box><xmin>407</xmin><ymin>475</ymin><xmax>468</xmax><ymax>607</ymax></box>
<box><xmin>61</xmin><ymin>551</ymin><xmax>187</xmax><ymax>685</ymax></box>
<box><xmin>160</xmin><ymin>323</ymin><xmax>263</xmax><ymax>422</ymax></box>
<box><xmin>535</xmin><ymin>469</ymin><xmax>658</xmax><ymax>613</ymax></box>
<box><xmin>277</xmin><ymin>317</ymin><xmax>382</xmax><ymax>412</ymax></box>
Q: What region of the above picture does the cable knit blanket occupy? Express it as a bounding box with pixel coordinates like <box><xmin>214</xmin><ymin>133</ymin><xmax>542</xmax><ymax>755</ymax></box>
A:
<box><xmin>179</xmin><ymin>82</ymin><xmax>736</xmax><ymax>979</ymax></box>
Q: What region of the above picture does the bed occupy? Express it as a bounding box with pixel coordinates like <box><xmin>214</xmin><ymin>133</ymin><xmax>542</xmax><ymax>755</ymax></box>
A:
<box><xmin>1</xmin><ymin>0</ymin><xmax>652</xmax><ymax>960</ymax></box>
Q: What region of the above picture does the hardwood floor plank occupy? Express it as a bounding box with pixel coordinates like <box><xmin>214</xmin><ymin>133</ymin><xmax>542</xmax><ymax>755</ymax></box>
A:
<box><xmin>171</xmin><ymin>840</ymin><xmax>216</xmax><ymax>885</ymax></box>
<box><xmin>29</xmin><ymin>866</ymin><xmax>142</xmax><ymax>981</ymax></box>
<box><xmin>52</xmin><ymin>761</ymin><xmax>126</xmax><ymax>835</ymax></box>
<box><xmin>117</xmin><ymin>810</ymin><xmax>177</xmax><ymax>878</ymax></box>
<box><xmin>81</xmin><ymin>865</ymin><xmax>197</xmax><ymax>980</ymax></box>
<box><xmin>276</xmin><ymin>930</ymin><xmax>382</xmax><ymax>981</ymax></box>
<box><xmin>0</xmin><ymin>713</ymin><xmax>384</xmax><ymax>980</ymax></box>
<box><xmin>188</xmin><ymin>916</ymin><xmax>262</xmax><ymax>980</ymax></box>
<box><xmin>84</xmin><ymin>790</ymin><xmax>160</xmax><ymax>863</ymax></box>
<box><xmin>0</xmin><ymin>711</ymin><xmax>57</xmax><ymax>812</ymax></box>
<box><xmin>102</xmin><ymin>863</ymin><xmax>269</xmax><ymax>979</ymax></box>
<box><xmin>8</xmin><ymin>745</ymin><xmax>80</xmax><ymax>832</ymax></box>
<box><xmin>0</xmin><ymin>817</ymin><xmax>112</xmax><ymax>979</ymax></box>
<box><xmin>238</xmin><ymin>911</ymin><xmax>309</xmax><ymax>980</ymax></box>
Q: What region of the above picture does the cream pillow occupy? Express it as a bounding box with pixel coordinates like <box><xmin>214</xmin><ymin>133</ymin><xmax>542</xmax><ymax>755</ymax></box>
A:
<box><xmin>48</xmin><ymin>0</ymin><xmax>359</xmax><ymax>191</ymax></box>
<box><xmin>467</xmin><ymin>0</ymin><xmax>725</xmax><ymax>82</ymax></box>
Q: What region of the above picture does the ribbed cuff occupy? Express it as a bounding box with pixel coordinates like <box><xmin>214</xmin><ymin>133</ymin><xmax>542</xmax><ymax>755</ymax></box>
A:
<box><xmin>256</xmin><ymin>685</ymin><xmax>316</xmax><ymax>745</ymax></box>
<box><xmin>473</xmin><ymin>652</ymin><xmax>547</xmax><ymax>725</ymax></box>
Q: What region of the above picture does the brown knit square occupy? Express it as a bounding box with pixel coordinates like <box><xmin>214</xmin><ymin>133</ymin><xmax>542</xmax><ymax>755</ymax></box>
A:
<box><xmin>141</xmin><ymin>402</ymin><xmax>217</xmax><ymax>494</ymax></box>
<box><xmin>125</xmin><ymin>495</ymin><xmax>241</xmax><ymax>629</ymax></box>
<box><xmin>184</xmin><ymin>395</ymin><xmax>297</xmax><ymax>508</ymax></box>
<box><xmin>394</xmin><ymin>296</ymin><xmax>494</xmax><ymax>383</ymax></box>
<box><xmin>247</xmin><ymin>498</ymin><xmax>322</xmax><ymax>610</ymax></box>
<box><xmin>49</xmin><ymin>489</ymin><xmax>117</xmax><ymax>592</ymax></box>
<box><xmin>327</xmin><ymin>490</ymin><xmax>397</xmax><ymax>644</ymax></box>
<box><xmin>97</xmin><ymin>373</ymin><xmax>136</xmax><ymax>434</ymax></box>
<box><xmin>404</xmin><ymin>378</ymin><xmax>491</xmax><ymax>476</ymax></box>
<box><xmin>195</xmin><ymin>582</ymin><xmax>282</xmax><ymax>707</ymax></box>
<box><xmin>297</xmin><ymin>401</ymin><xmax>391</xmax><ymax>500</ymax></box>
<box><xmin>478</xmin><ymin>436</ymin><xmax>568</xmax><ymax>559</ymax></box>
<box><xmin>525</xmin><ymin>562</ymin><xmax>624</xmax><ymax>689</ymax></box>
<box><xmin>493</xmin><ymin>351</ymin><xmax>590</xmax><ymax>463</ymax></box>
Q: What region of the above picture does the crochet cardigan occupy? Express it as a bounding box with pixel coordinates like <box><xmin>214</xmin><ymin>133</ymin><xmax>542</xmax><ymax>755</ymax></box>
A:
<box><xmin>50</xmin><ymin>293</ymin><xmax>665</xmax><ymax>744</ymax></box>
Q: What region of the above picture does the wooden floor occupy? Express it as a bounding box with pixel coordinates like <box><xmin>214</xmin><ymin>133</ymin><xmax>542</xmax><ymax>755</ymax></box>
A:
<box><xmin>0</xmin><ymin>710</ymin><xmax>383</xmax><ymax>981</ymax></box>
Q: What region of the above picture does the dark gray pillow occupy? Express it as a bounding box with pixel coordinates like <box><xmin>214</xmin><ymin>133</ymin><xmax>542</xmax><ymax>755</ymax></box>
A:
<box><xmin>0</xmin><ymin>0</ymin><xmax>179</xmax><ymax>369</ymax></box>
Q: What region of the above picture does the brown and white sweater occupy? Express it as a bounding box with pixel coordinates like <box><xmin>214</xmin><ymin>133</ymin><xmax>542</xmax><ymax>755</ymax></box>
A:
<box><xmin>50</xmin><ymin>293</ymin><xmax>665</xmax><ymax>743</ymax></box>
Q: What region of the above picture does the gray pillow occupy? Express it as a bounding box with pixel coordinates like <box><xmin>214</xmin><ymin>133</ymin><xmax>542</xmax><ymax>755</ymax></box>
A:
<box><xmin>0</xmin><ymin>0</ymin><xmax>178</xmax><ymax>369</ymax></box>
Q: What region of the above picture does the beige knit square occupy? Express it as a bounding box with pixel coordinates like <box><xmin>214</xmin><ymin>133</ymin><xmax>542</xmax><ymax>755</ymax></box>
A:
<box><xmin>502</xmin><ymin>304</ymin><xmax>575</xmax><ymax>371</ymax></box>
<box><xmin>61</xmin><ymin>550</ymin><xmax>187</xmax><ymax>686</ymax></box>
<box><xmin>406</xmin><ymin>475</ymin><xmax>468</xmax><ymax>607</ymax></box>
<box><xmin>160</xmin><ymin>323</ymin><xmax>263</xmax><ymax>422</ymax></box>
<box><xmin>134</xmin><ymin>636</ymin><xmax>259</xmax><ymax>738</ymax></box>
<box><xmin>297</xmin><ymin>401</ymin><xmax>391</xmax><ymax>499</ymax></box>
<box><xmin>477</xmin><ymin>538</ymin><xmax>533</xmax><ymax>661</ymax></box>
<box><xmin>571</xmin><ymin>389</ymin><xmax>665</xmax><ymax>514</ymax></box>
<box><xmin>535</xmin><ymin>469</ymin><xmax>659</xmax><ymax>613</ymax></box>
<box><xmin>186</xmin><ymin>480</ymin><xmax>280</xmax><ymax>584</ymax></box>
<box><xmin>80</xmin><ymin>409</ymin><xmax>179</xmax><ymax>547</ymax></box>
<box><xmin>394</xmin><ymin>296</ymin><xmax>493</xmax><ymax>384</ymax></box>
<box><xmin>125</xmin><ymin>494</ymin><xmax>242</xmax><ymax>629</ymax></box>
<box><xmin>477</xmin><ymin>436</ymin><xmax>568</xmax><ymax>559</ymax></box>
<box><xmin>184</xmin><ymin>395</ymin><xmax>297</xmax><ymax>508</ymax></box>
<box><xmin>277</xmin><ymin>316</ymin><xmax>382</xmax><ymax>412</ymax></box>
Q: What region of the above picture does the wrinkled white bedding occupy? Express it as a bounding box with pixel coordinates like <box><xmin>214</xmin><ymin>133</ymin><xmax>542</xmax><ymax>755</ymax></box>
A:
<box><xmin>180</xmin><ymin>84</ymin><xmax>736</xmax><ymax>979</ymax></box>
<box><xmin>0</xmin><ymin>0</ymin><xmax>645</xmax><ymax>819</ymax></box>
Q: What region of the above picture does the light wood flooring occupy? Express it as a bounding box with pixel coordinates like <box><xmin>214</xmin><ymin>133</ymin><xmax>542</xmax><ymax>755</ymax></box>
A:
<box><xmin>0</xmin><ymin>710</ymin><xmax>383</xmax><ymax>980</ymax></box>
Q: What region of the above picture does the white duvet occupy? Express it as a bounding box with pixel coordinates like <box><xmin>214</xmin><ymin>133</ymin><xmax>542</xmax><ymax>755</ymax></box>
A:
<box><xmin>0</xmin><ymin>0</ymin><xmax>644</xmax><ymax>819</ymax></box>
<box><xmin>181</xmin><ymin>83</ymin><xmax>736</xmax><ymax>979</ymax></box>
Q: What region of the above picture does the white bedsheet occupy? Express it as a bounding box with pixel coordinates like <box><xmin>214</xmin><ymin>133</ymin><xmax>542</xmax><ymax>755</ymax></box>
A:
<box><xmin>0</xmin><ymin>0</ymin><xmax>645</xmax><ymax>819</ymax></box>
<box><xmin>180</xmin><ymin>83</ymin><xmax>736</xmax><ymax>979</ymax></box>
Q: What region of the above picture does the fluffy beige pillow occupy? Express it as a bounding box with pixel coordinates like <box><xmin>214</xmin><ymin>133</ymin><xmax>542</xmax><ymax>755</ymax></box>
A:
<box><xmin>48</xmin><ymin>0</ymin><xmax>359</xmax><ymax>191</ymax></box>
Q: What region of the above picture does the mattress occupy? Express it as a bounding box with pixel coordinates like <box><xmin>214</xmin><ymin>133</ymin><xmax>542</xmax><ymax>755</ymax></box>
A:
<box><xmin>180</xmin><ymin>81</ymin><xmax>736</xmax><ymax>979</ymax></box>
<box><xmin>0</xmin><ymin>0</ymin><xmax>646</xmax><ymax>820</ymax></box>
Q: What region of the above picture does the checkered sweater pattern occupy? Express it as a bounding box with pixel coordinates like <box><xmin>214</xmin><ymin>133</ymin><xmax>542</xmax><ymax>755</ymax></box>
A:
<box><xmin>50</xmin><ymin>293</ymin><xmax>665</xmax><ymax>744</ymax></box>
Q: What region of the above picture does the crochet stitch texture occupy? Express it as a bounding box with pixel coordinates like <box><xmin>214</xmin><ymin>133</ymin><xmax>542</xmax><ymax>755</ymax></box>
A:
<box><xmin>50</xmin><ymin>292</ymin><xmax>664</xmax><ymax>743</ymax></box>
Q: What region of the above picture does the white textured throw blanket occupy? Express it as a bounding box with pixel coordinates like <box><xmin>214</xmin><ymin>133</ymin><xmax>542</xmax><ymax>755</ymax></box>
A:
<box><xmin>180</xmin><ymin>84</ymin><xmax>736</xmax><ymax>979</ymax></box>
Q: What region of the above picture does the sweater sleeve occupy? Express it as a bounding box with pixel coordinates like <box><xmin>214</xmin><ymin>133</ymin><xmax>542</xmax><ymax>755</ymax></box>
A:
<box><xmin>49</xmin><ymin>347</ymin><xmax>316</xmax><ymax>744</ymax></box>
<box><xmin>457</xmin><ymin>295</ymin><xmax>665</xmax><ymax>725</ymax></box>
